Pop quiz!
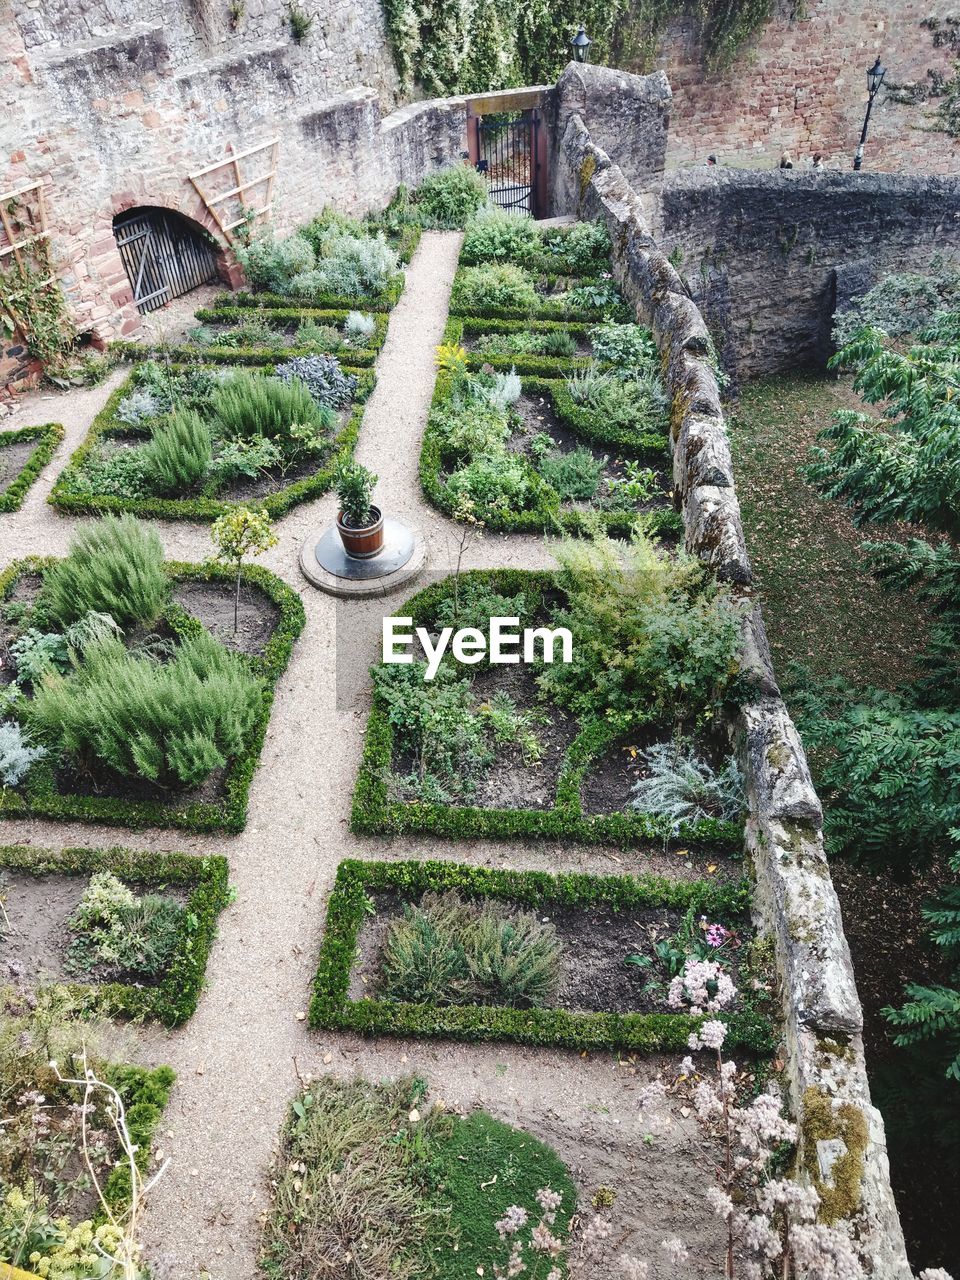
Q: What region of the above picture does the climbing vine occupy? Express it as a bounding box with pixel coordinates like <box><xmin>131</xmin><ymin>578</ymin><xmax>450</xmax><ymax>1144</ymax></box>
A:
<box><xmin>0</xmin><ymin>192</ymin><xmax>75</xmax><ymax>371</ymax></box>
<box><xmin>383</xmin><ymin>0</ymin><xmax>775</xmax><ymax>95</ymax></box>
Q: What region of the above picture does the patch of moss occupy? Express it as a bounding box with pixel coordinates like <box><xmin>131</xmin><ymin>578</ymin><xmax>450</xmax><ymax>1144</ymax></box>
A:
<box><xmin>801</xmin><ymin>1086</ymin><xmax>868</xmax><ymax>1224</ymax></box>
<box><xmin>578</xmin><ymin>152</ymin><xmax>597</xmax><ymax>203</ymax></box>
<box><xmin>816</xmin><ymin>1037</ymin><xmax>854</xmax><ymax>1064</ymax></box>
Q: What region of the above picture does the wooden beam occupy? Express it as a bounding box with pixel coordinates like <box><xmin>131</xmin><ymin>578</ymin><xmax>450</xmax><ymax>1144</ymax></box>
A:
<box><xmin>189</xmin><ymin>138</ymin><xmax>279</xmax><ymax>180</ymax></box>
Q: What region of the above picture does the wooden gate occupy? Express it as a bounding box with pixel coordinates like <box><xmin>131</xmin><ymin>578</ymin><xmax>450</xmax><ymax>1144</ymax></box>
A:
<box><xmin>113</xmin><ymin>208</ymin><xmax>219</xmax><ymax>314</ymax></box>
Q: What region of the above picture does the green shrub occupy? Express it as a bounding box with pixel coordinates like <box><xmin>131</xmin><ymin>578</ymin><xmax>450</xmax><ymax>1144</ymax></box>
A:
<box><xmin>212</xmin><ymin>371</ymin><xmax>332</xmax><ymax>442</ymax></box>
<box><xmin>541</xmin><ymin>219</ymin><xmax>611</xmax><ymax>274</ymax></box>
<box><xmin>70</xmin><ymin>445</ymin><xmax>153</xmax><ymax>500</ymax></box>
<box><xmin>430</xmin><ymin>399</ymin><xmax>510</xmax><ymax>457</ymax></box>
<box><xmin>140</xmin><ymin>409</ymin><xmax>213</xmax><ymax>494</ymax></box>
<box><xmin>473</xmin><ymin>329</ymin><xmax>577</xmax><ymax>358</ymax></box>
<box><xmin>382</xmin><ymin>890</ymin><xmax>563</xmax><ymax>1007</ymax></box>
<box><xmin>290</xmin><ymin>233</ymin><xmax>400</xmax><ymax>299</ymax></box>
<box><xmin>630</xmin><ymin>739</ymin><xmax>745</xmax><ymax>821</ymax></box>
<box><xmin>414</xmin><ymin>166</ymin><xmax>488</xmax><ymax>229</ymax></box>
<box><xmin>236</xmin><ymin>230</ymin><xmax>316</xmax><ymax>293</ymax></box>
<box><xmin>540</xmin><ymin>527</ymin><xmax>742</xmax><ymax>730</ymax></box>
<box><xmin>566</xmin><ymin>366</ymin><xmax>667</xmax><ymax>433</ymax></box>
<box><xmin>29</xmin><ymin>631</ymin><xmax>264</xmax><ymax>788</ymax></box>
<box><xmin>67</xmin><ymin>870</ymin><xmax>185</xmax><ymax>980</ymax></box>
<box><xmin>446</xmin><ymin>451</ymin><xmax>534</xmax><ymax>518</ymax></box>
<box><xmin>41</xmin><ymin>514</ymin><xmax>169</xmax><ymax>628</ymax></box>
<box><xmin>589</xmin><ymin>321</ymin><xmax>657</xmax><ymax>370</ymax></box>
<box><xmin>295</xmin><ymin>318</ymin><xmax>342</xmax><ymax>351</ymax></box>
<box><xmin>452</xmin><ymin>264</ymin><xmax>539</xmax><ymax>312</ymax></box>
<box><xmin>460</xmin><ymin>209</ymin><xmax>540</xmax><ymax>264</ymax></box>
<box><xmin>532</xmin><ymin>438</ymin><xmax>605</xmax><ymax>501</ymax></box>
<box><xmin>832</xmin><ymin>263</ymin><xmax>960</xmax><ymax>348</ymax></box>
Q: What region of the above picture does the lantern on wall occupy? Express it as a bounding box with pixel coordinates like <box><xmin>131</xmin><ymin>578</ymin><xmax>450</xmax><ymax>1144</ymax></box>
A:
<box><xmin>570</xmin><ymin>25</ymin><xmax>592</xmax><ymax>64</ymax></box>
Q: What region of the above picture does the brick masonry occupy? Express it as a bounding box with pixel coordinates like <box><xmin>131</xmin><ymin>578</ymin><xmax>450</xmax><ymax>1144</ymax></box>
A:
<box><xmin>650</xmin><ymin>0</ymin><xmax>960</xmax><ymax>176</ymax></box>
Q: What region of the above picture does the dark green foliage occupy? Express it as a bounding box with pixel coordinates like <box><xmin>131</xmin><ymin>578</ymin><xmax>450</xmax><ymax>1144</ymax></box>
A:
<box><xmin>29</xmin><ymin>630</ymin><xmax>264</xmax><ymax>788</ymax></box>
<box><xmin>309</xmin><ymin>859</ymin><xmax>770</xmax><ymax>1055</ymax></box>
<box><xmin>66</xmin><ymin>870</ymin><xmax>185</xmax><ymax>981</ymax></box>
<box><xmin>413</xmin><ymin>166</ymin><xmax>489</xmax><ymax>229</ymax></box>
<box><xmin>0</xmin><ymin>424</ymin><xmax>63</xmax><ymax>512</ymax></box>
<box><xmin>452</xmin><ymin>263</ymin><xmax>539</xmax><ymax>312</ymax></box>
<box><xmin>0</xmin><ymin>843</ymin><xmax>229</xmax><ymax>1025</ymax></box>
<box><xmin>334</xmin><ymin>459</ymin><xmax>377</xmax><ymax>525</ymax></box>
<box><xmin>212</xmin><ymin>370</ymin><xmax>332</xmax><ymax>441</ymax></box>
<box><xmin>41</xmin><ymin>513</ymin><xmax>169</xmax><ymax>627</ymax></box>
<box><xmin>532</xmin><ymin>439</ymin><xmax>605</xmax><ymax>500</ymax></box>
<box><xmin>460</xmin><ymin>210</ymin><xmax>542</xmax><ymax>265</ymax></box>
<box><xmin>381</xmin><ymin>891</ymin><xmax>563</xmax><ymax>1007</ymax></box>
<box><xmin>140</xmin><ymin>409</ymin><xmax>213</xmax><ymax>493</ymax></box>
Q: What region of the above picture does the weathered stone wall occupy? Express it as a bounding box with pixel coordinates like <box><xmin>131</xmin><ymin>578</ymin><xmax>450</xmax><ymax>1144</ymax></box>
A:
<box><xmin>649</xmin><ymin>0</ymin><xmax>960</xmax><ymax>176</ymax></box>
<box><xmin>0</xmin><ymin>1</ymin><xmax>467</xmax><ymax>372</ymax></box>
<box><xmin>552</xmin><ymin>92</ymin><xmax>911</xmax><ymax>1278</ymax></box>
<box><xmin>642</xmin><ymin>167</ymin><xmax>960</xmax><ymax>381</ymax></box>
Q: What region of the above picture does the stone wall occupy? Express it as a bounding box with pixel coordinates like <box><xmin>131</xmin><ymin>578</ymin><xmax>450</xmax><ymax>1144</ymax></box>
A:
<box><xmin>643</xmin><ymin>166</ymin><xmax>960</xmax><ymax>381</ymax></box>
<box><xmin>0</xmin><ymin>1</ymin><xmax>467</xmax><ymax>380</ymax></box>
<box><xmin>649</xmin><ymin>0</ymin><xmax>960</xmax><ymax>176</ymax></box>
<box><xmin>551</xmin><ymin>83</ymin><xmax>911</xmax><ymax>1278</ymax></box>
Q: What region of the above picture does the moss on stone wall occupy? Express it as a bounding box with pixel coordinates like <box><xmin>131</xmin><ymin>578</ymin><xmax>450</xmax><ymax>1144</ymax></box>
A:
<box><xmin>801</xmin><ymin>1086</ymin><xmax>869</xmax><ymax>1224</ymax></box>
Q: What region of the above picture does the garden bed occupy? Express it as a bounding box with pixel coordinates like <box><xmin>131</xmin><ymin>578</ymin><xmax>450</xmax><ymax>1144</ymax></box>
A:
<box><xmin>352</xmin><ymin>568</ymin><xmax>745</xmax><ymax>850</ymax></box>
<box><xmin>49</xmin><ymin>359</ymin><xmax>374</xmax><ymax>521</ymax></box>
<box><xmin>0</xmin><ymin>544</ymin><xmax>305</xmax><ymax>833</ymax></box>
<box><xmin>444</xmin><ymin>314</ymin><xmax>594</xmax><ymax>376</ymax></box>
<box><xmin>0</xmin><ymin>843</ymin><xmax>228</xmax><ymax>1024</ymax></box>
<box><xmin>0</xmin><ymin>423</ymin><xmax>63</xmax><ymax>512</ymax></box>
<box><xmin>449</xmin><ymin>266</ymin><xmax>631</xmax><ymax>322</ymax></box>
<box><xmin>310</xmin><ymin>859</ymin><xmax>770</xmax><ymax>1053</ymax></box>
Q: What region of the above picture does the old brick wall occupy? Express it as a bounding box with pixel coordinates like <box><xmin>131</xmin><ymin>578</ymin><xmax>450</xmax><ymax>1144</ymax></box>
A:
<box><xmin>0</xmin><ymin>1</ymin><xmax>467</xmax><ymax>361</ymax></box>
<box><xmin>643</xmin><ymin>167</ymin><xmax>960</xmax><ymax>381</ymax></box>
<box><xmin>649</xmin><ymin>0</ymin><xmax>960</xmax><ymax>175</ymax></box>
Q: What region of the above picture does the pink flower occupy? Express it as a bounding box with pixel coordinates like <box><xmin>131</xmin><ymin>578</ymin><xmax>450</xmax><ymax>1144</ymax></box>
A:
<box><xmin>495</xmin><ymin>1205</ymin><xmax>528</xmax><ymax>1238</ymax></box>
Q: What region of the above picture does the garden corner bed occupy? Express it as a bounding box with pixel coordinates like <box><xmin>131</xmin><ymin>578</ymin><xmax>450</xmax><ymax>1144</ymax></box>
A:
<box><xmin>49</xmin><ymin>358</ymin><xmax>375</xmax><ymax>522</ymax></box>
<box><xmin>309</xmin><ymin>858</ymin><xmax>773</xmax><ymax>1054</ymax></box>
<box><xmin>0</xmin><ymin>843</ymin><xmax>229</xmax><ymax>1025</ymax></box>
<box><xmin>0</xmin><ymin>537</ymin><xmax>304</xmax><ymax>833</ymax></box>
<box><xmin>0</xmin><ymin>423</ymin><xmax>63</xmax><ymax>513</ymax></box>
<box><xmin>352</xmin><ymin>567</ymin><xmax>745</xmax><ymax>850</ymax></box>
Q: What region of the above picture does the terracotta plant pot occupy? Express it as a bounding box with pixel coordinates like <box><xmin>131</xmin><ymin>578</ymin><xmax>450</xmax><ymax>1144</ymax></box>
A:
<box><xmin>337</xmin><ymin>505</ymin><xmax>385</xmax><ymax>559</ymax></box>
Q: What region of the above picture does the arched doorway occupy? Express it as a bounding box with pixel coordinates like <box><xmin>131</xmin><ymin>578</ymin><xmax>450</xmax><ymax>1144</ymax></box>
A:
<box><xmin>113</xmin><ymin>207</ymin><xmax>222</xmax><ymax>314</ymax></box>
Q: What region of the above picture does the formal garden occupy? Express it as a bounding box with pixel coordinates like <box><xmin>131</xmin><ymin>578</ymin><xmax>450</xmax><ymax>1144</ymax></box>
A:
<box><xmin>0</xmin><ymin>156</ymin><xmax>956</xmax><ymax>1280</ymax></box>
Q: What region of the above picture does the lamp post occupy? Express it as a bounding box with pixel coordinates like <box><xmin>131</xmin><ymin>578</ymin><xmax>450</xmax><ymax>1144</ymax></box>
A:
<box><xmin>853</xmin><ymin>56</ymin><xmax>887</xmax><ymax>171</ymax></box>
<box><xmin>571</xmin><ymin>24</ymin><xmax>592</xmax><ymax>64</ymax></box>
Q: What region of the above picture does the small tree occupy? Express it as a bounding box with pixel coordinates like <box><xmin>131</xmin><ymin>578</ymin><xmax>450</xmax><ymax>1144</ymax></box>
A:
<box><xmin>334</xmin><ymin>460</ymin><xmax>378</xmax><ymax>527</ymax></box>
<box><xmin>211</xmin><ymin>506</ymin><xmax>278</xmax><ymax>631</ymax></box>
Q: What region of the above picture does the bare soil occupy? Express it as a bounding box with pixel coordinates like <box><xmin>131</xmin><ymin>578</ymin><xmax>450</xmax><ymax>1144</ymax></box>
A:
<box><xmin>0</xmin><ymin>438</ymin><xmax>36</xmax><ymax>494</ymax></box>
<box><xmin>581</xmin><ymin>725</ymin><xmax>733</xmax><ymax>817</ymax></box>
<box><xmin>172</xmin><ymin>579</ymin><xmax>280</xmax><ymax>658</ymax></box>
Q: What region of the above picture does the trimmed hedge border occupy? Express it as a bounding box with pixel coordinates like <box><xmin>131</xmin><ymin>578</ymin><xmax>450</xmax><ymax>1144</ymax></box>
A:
<box><xmin>351</xmin><ymin>568</ymin><xmax>741</xmax><ymax>850</ymax></box>
<box><xmin>420</xmin><ymin>366</ymin><xmax>680</xmax><ymax>538</ymax></box>
<box><xmin>211</xmin><ymin>273</ymin><xmax>404</xmax><ymax>310</ymax></box>
<box><xmin>309</xmin><ymin>858</ymin><xmax>773</xmax><ymax>1055</ymax></box>
<box><xmin>110</xmin><ymin>310</ymin><xmax>388</xmax><ymax>370</ymax></box>
<box><xmin>0</xmin><ymin>423</ymin><xmax>64</xmax><ymax>513</ymax></box>
<box><xmin>442</xmin><ymin>315</ymin><xmax>594</xmax><ymax>378</ymax></box>
<box><xmin>48</xmin><ymin>363</ymin><xmax>375</xmax><ymax>522</ymax></box>
<box><xmin>0</xmin><ymin>843</ymin><xmax>229</xmax><ymax>1025</ymax></box>
<box><xmin>0</xmin><ymin>555</ymin><xmax>305</xmax><ymax>833</ymax></box>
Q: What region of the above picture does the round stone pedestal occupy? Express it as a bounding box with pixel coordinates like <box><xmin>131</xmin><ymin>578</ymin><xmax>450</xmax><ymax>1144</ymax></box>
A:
<box><xmin>299</xmin><ymin>517</ymin><xmax>427</xmax><ymax>598</ymax></box>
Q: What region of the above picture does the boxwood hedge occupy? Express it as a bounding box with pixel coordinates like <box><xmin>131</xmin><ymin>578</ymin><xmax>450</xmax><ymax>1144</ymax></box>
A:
<box><xmin>0</xmin><ymin>843</ymin><xmax>229</xmax><ymax>1026</ymax></box>
<box><xmin>49</xmin><ymin>363</ymin><xmax>375</xmax><ymax>522</ymax></box>
<box><xmin>0</xmin><ymin>423</ymin><xmax>63</xmax><ymax>513</ymax></box>
<box><xmin>0</xmin><ymin>555</ymin><xmax>305</xmax><ymax>833</ymax></box>
<box><xmin>449</xmin><ymin>269</ymin><xmax>631</xmax><ymax>323</ymax></box>
<box><xmin>309</xmin><ymin>858</ymin><xmax>773</xmax><ymax>1055</ymax></box>
<box><xmin>351</xmin><ymin>568</ymin><xmax>742</xmax><ymax>850</ymax></box>
<box><xmin>442</xmin><ymin>315</ymin><xmax>594</xmax><ymax>378</ymax></box>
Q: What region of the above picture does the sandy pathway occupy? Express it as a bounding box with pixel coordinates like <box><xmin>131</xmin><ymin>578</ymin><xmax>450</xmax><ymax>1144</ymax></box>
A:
<box><xmin>0</xmin><ymin>232</ymin><xmax>725</xmax><ymax>1279</ymax></box>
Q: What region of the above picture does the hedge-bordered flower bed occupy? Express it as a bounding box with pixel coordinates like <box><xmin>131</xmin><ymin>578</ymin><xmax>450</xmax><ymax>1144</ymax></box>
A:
<box><xmin>0</xmin><ymin>423</ymin><xmax>64</xmax><ymax>513</ymax></box>
<box><xmin>0</xmin><ymin>843</ymin><xmax>229</xmax><ymax>1026</ymax></box>
<box><xmin>309</xmin><ymin>858</ymin><xmax>773</xmax><ymax>1055</ymax></box>
<box><xmin>441</xmin><ymin>315</ymin><xmax>594</xmax><ymax>378</ymax></box>
<box><xmin>0</xmin><ymin>555</ymin><xmax>305</xmax><ymax>833</ymax></box>
<box><xmin>110</xmin><ymin>308</ymin><xmax>388</xmax><ymax>370</ymax></box>
<box><xmin>48</xmin><ymin>363</ymin><xmax>375</xmax><ymax>522</ymax></box>
<box><xmin>210</xmin><ymin>274</ymin><xmax>404</xmax><ymax>310</ymax></box>
<box><xmin>420</xmin><ymin>368</ymin><xmax>680</xmax><ymax>538</ymax></box>
<box><xmin>351</xmin><ymin>568</ymin><xmax>741</xmax><ymax>850</ymax></box>
<box><xmin>449</xmin><ymin>269</ymin><xmax>632</xmax><ymax>324</ymax></box>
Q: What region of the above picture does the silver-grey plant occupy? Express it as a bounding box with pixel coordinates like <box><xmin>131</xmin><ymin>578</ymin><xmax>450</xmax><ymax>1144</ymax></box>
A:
<box><xmin>0</xmin><ymin>719</ymin><xmax>47</xmax><ymax>786</ymax></box>
<box><xmin>630</xmin><ymin>740</ymin><xmax>744</xmax><ymax>822</ymax></box>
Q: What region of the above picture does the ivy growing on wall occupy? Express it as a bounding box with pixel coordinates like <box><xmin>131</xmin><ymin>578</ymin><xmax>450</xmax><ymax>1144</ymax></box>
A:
<box><xmin>383</xmin><ymin>0</ymin><xmax>775</xmax><ymax>95</ymax></box>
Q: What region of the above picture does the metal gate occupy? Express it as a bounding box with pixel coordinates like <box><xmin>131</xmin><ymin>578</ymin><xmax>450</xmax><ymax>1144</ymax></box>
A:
<box><xmin>474</xmin><ymin>110</ymin><xmax>541</xmax><ymax>217</ymax></box>
<box><xmin>114</xmin><ymin>208</ymin><xmax>219</xmax><ymax>314</ymax></box>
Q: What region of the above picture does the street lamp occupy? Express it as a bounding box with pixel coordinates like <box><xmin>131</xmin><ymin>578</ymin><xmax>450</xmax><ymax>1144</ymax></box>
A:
<box><xmin>571</xmin><ymin>25</ymin><xmax>592</xmax><ymax>64</ymax></box>
<box><xmin>853</xmin><ymin>55</ymin><xmax>887</xmax><ymax>171</ymax></box>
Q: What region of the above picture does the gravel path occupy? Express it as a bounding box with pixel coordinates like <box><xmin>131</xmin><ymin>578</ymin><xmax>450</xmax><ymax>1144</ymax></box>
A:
<box><xmin>0</xmin><ymin>232</ymin><xmax>725</xmax><ymax>1280</ymax></box>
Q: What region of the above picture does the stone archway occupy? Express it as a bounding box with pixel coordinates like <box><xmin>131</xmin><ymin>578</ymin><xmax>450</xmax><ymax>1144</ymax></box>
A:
<box><xmin>112</xmin><ymin>205</ymin><xmax>225</xmax><ymax>314</ymax></box>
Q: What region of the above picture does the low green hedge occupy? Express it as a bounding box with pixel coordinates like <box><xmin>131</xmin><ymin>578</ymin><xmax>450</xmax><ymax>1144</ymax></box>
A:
<box><xmin>0</xmin><ymin>555</ymin><xmax>305</xmax><ymax>833</ymax></box>
<box><xmin>49</xmin><ymin>363</ymin><xmax>375</xmax><ymax>522</ymax></box>
<box><xmin>420</xmin><ymin>367</ymin><xmax>679</xmax><ymax>538</ymax></box>
<box><xmin>211</xmin><ymin>273</ymin><xmax>404</xmax><ymax>310</ymax></box>
<box><xmin>449</xmin><ymin>270</ymin><xmax>631</xmax><ymax>324</ymax></box>
<box><xmin>442</xmin><ymin>315</ymin><xmax>594</xmax><ymax>378</ymax></box>
<box><xmin>351</xmin><ymin>568</ymin><xmax>741</xmax><ymax>850</ymax></box>
<box><xmin>0</xmin><ymin>843</ymin><xmax>229</xmax><ymax>1025</ymax></box>
<box><xmin>0</xmin><ymin>423</ymin><xmax>63</xmax><ymax>513</ymax></box>
<box><xmin>309</xmin><ymin>858</ymin><xmax>772</xmax><ymax>1055</ymax></box>
<box><xmin>101</xmin><ymin>1061</ymin><xmax>175</xmax><ymax>1210</ymax></box>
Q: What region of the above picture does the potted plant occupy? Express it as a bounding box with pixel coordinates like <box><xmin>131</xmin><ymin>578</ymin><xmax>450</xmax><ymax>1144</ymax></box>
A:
<box><xmin>335</xmin><ymin>461</ymin><xmax>383</xmax><ymax>558</ymax></box>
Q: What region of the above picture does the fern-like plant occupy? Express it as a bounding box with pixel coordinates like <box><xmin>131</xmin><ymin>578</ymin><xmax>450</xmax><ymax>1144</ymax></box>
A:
<box><xmin>0</xmin><ymin>720</ymin><xmax>46</xmax><ymax>786</ymax></box>
<box><xmin>629</xmin><ymin>740</ymin><xmax>744</xmax><ymax>822</ymax></box>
